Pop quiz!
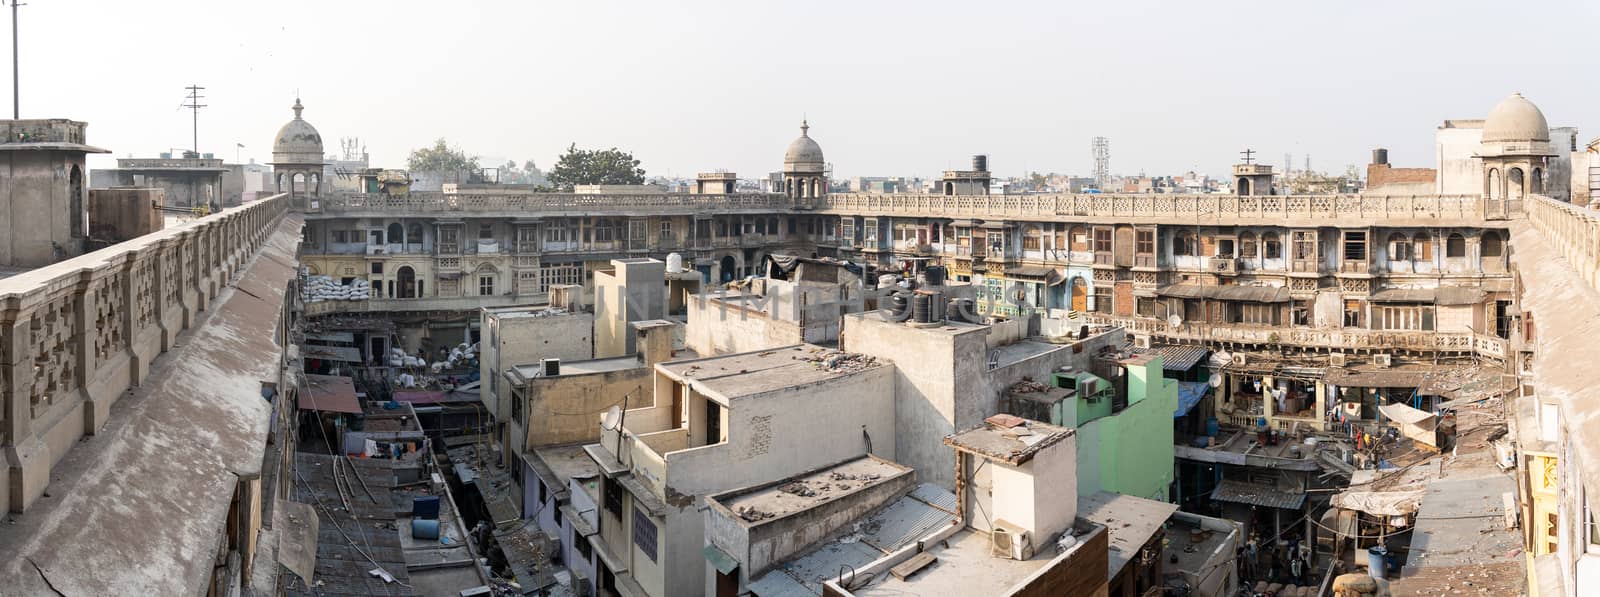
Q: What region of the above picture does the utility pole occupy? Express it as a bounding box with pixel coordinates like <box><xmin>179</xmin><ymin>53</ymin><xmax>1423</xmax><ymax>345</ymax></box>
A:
<box><xmin>183</xmin><ymin>84</ymin><xmax>205</xmax><ymax>156</ymax></box>
<box><xmin>9</xmin><ymin>1</ymin><xmax>23</xmax><ymax>120</ymax></box>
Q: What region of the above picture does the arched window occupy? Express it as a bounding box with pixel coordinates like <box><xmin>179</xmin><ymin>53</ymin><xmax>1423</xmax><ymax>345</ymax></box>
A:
<box><xmin>1387</xmin><ymin>232</ymin><xmax>1411</xmax><ymax>261</ymax></box>
<box><xmin>69</xmin><ymin>165</ymin><xmax>83</xmax><ymax>238</ymax></box>
<box><xmin>1262</xmin><ymin>232</ymin><xmax>1282</xmax><ymax>259</ymax></box>
<box><xmin>397</xmin><ymin>266</ymin><xmax>417</xmax><ymax>299</ymax></box>
<box><xmin>768</xmin><ymin>217</ymin><xmax>780</xmax><ymax>236</ymax></box>
<box><xmin>1412</xmin><ymin>232</ymin><xmax>1433</xmax><ymax>261</ymax></box>
<box><xmin>1508</xmin><ymin>168</ymin><xmax>1525</xmax><ymax>200</ymax></box>
<box><xmin>1239</xmin><ymin>231</ymin><xmax>1257</xmax><ymax>258</ymax></box>
<box><xmin>1531</xmin><ymin>168</ymin><xmax>1545</xmax><ymax>195</ymax></box>
<box><xmin>1482</xmin><ymin>231</ymin><xmax>1504</xmax><ymax>257</ymax></box>
<box><xmin>1173</xmin><ymin>231</ymin><xmax>1194</xmax><ymax>256</ymax></box>
<box><xmin>944</xmin><ymin>182</ymin><xmax>954</xmax><ymax>195</ymax></box>
<box><xmin>1237</xmin><ymin>178</ymin><xmax>1251</xmax><ymax>196</ymax></box>
<box><xmin>1487</xmin><ymin>168</ymin><xmax>1501</xmax><ymax>200</ymax></box>
<box><xmin>1446</xmin><ymin>233</ymin><xmax>1466</xmax><ymax>258</ymax></box>
<box><xmin>387</xmin><ymin>223</ymin><xmax>404</xmax><ymax>245</ymax></box>
<box><xmin>408</xmin><ymin>222</ymin><xmax>423</xmax><ymax>246</ymax></box>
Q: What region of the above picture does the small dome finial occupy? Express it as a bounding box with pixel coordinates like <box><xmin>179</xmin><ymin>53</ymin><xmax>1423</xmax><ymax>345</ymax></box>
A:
<box><xmin>801</xmin><ymin>119</ymin><xmax>809</xmax><ymax>136</ymax></box>
<box><xmin>292</xmin><ymin>97</ymin><xmax>304</xmax><ymax>120</ymax></box>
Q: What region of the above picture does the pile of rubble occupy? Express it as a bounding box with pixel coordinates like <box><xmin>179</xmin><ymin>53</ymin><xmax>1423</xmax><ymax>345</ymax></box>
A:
<box><xmin>301</xmin><ymin>273</ymin><xmax>371</xmax><ymax>302</ymax></box>
<box><xmin>1007</xmin><ymin>377</ymin><xmax>1051</xmax><ymax>394</ymax></box>
<box><xmin>736</xmin><ymin>506</ymin><xmax>772</xmax><ymax>522</ymax></box>
<box><xmin>795</xmin><ymin>347</ymin><xmax>878</xmax><ymax>373</ymax></box>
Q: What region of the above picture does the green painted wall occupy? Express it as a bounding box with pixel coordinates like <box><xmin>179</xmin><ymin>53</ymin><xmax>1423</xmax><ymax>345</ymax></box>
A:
<box><xmin>1073</xmin><ymin>356</ymin><xmax>1178</xmax><ymax>501</ymax></box>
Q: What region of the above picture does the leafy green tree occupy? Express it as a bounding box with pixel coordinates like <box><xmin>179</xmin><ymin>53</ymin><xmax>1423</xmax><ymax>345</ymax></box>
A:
<box><xmin>407</xmin><ymin>138</ymin><xmax>481</xmax><ymax>182</ymax></box>
<box><xmin>546</xmin><ymin>144</ymin><xmax>646</xmax><ymax>191</ymax></box>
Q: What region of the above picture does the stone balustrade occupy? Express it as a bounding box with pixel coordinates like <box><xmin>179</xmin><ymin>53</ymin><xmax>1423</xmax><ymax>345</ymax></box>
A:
<box><xmin>1526</xmin><ymin>194</ymin><xmax>1600</xmax><ymax>290</ymax></box>
<box><xmin>315</xmin><ymin>192</ymin><xmax>793</xmax><ymax>216</ymax></box>
<box><xmin>1082</xmin><ymin>313</ymin><xmax>1509</xmax><ymax>358</ymax></box>
<box><xmin>812</xmin><ymin>193</ymin><xmax>1487</xmax><ymax>224</ymax></box>
<box><xmin>1</xmin><ymin>193</ymin><xmax>289</xmax><ymax>512</ymax></box>
<box><xmin>310</xmin><ymin>191</ymin><xmax>1493</xmax><ymax>225</ymax></box>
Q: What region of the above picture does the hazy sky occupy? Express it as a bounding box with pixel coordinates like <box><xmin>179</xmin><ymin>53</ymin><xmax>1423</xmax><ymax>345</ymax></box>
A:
<box><xmin>31</xmin><ymin>0</ymin><xmax>1600</xmax><ymax>180</ymax></box>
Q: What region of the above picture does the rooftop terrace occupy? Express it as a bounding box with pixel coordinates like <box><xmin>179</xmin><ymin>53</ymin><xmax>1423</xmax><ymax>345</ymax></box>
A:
<box><xmin>659</xmin><ymin>345</ymin><xmax>883</xmax><ymax>399</ymax></box>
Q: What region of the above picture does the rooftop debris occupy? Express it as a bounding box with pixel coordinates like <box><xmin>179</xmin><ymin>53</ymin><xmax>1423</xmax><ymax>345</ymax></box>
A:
<box><xmin>737</xmin><ymin>506</ymin><xmax>773</xmax><ymax>522</ymax></box>
<box><xmin>1007</xmin><ymin>377</ymin><xmax>1051</xmax><ymax>394</ymax></box>
<box><xmin>794</xmin><ymin>347</ymin><xmax>879</xmax><ymax>373</ymax></box>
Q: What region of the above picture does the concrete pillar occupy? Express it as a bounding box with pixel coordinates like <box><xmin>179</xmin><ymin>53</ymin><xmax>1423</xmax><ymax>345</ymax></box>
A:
<box><xmin>633</xmin><ymin>320</ymin><xmax>675</xmax><ymax>368</ymax></box>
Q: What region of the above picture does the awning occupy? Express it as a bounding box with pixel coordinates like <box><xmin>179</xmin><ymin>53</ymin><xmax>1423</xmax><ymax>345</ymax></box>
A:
<box><xmin>1210</xmin><ymin>479</ymin><xmax>1307</xmax><ymax>510</ymax></box>
<box><xmin>980</xmin><ymin>221</ymin><xmax>1014</xmax><ymax>229</ymax></box>
<box><xmin>304</xmin><ymin>331</ymin><xmax>355</xmax><ymax>343</ymax></box>
<box><xmin>1175</xmin><ymin>382</ymin><xmax>1210</xmax><ymax>418</ymax></box>
<box><xmin>1379</xmin><ymin>402</ymin><xmax>1439</xmax><ymax>448</ymax></box>
<box><xmin>1368</xmin><ymin>287</ymin><xmax>1486</xmax><ymax>305</ymax></box>
<box><xmin>1004</xmin><ymin>265</ymin><xmax>1057</xmax><ymax>280</ymax></box>
<box><xmin>300</xmin><ymin>374</ymin><xmax>363</xmax><ymax>414</ymax></box>
<box><xmin>949</xmin><ymin>219</ymin><xmax>977</xmax><ymax>227</ymax></box>
<box><xmin>303</xmin><ymin>344</ymin><xmax>363</xmax><ymax>363</ymax></box>
<box><xmin>1154</xmin><ymin>345</ymin><xmax>1212</xmax><ymax>372</ymax></box>
<box><xmin>702</xmin><ymin>545</ymin><xmax>740</xmax><ymax>575</ymax></box>
<box><xmin>1330</xmin><ymin>489</ymin><xmax>1428</xmax><ymax>517</ymax></box>
<box><xmin>617</xmin><ymin>474</ymin><xmax>666</xmax><ymax>516</ymax></box>
<box><xmin>1156</xmin><ymin>284</ymin><xmax>1290</xmax><ymax>303</ymax></box>
<box><xmin>562</xmin><ymin>504</ymin><xmax>597</xmax><ymax>537</ymax></box>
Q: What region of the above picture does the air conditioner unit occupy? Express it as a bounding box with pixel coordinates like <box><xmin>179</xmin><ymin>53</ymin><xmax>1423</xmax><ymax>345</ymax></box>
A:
<box><xmin>1231</xmin><ymin>353</ymin><xmax>1248</xmax><ymax>367</ymax></box>
<box><xmin>571</xmin><ymin>569</ymin><xmax>592</xmax><ymax>597</ymax></box>
<box><xmin>991</xmin><ymin>520</ymin><xmax>1035</xmax><ymax>561</ymax></box>
<box><xmin>1374</xmin><ymin>354</ymin><xmax>1393</xmax><ymax>368</ymax></box>
<box><xmin>1133</xmin><ymin>335</ymin><xmax>1153</xmax><ymax>349</ymax></box>
<box><xmin>1329</xmin><ymin>353</ymin><xmax>1348</xmax><ymax>367</ymax></box>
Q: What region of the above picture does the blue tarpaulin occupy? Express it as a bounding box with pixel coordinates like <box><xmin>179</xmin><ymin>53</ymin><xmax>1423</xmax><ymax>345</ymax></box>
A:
<box><xmin>1175</xmin><ymin>382</ymin><xmax>1211</xmax><ymax>418</ymax></box>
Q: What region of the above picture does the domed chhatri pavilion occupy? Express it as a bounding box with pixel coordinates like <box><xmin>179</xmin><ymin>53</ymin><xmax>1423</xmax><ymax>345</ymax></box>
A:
<box><xmin>781</xmin><ymin>120</ymin><xmax>826</xmax><ymax>199</ymax></box>
<box><xmin>270</xmin><ymin>98</ymin><xmax>325</xmax><ymax>204</ymax></box>
<box><xmin>1479</xmin><ymin>92</ymin><xmax>1559</xmax><ymax>202</ymax></box>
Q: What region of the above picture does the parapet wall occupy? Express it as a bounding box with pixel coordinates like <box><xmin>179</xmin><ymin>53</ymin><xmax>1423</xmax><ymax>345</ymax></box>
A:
<box><xmin>311</xmin><ymin>191</ymin><xmax>1495</xmax><ymax>226</ymax></box>
<box><xmin>0</xmin><ymin>193</ymin><xmax>290</xmax><ymax>513</ymax></box>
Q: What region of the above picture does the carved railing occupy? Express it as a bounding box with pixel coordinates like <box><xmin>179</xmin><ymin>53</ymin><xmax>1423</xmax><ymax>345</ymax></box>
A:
<box><xmin>309</xmin><ymin>191</ymin><xmax>1491</xmax><ymax>224</ymax></box>
<box><xmin>1526</xmin><ymin>194</ymin><xmax>1600</xmax><ymax>290</ymax></box>
<box><xmin>811</xmin><ymin>193</ymin><xmax>1485</xmax><ymax>222</ymax></box>
<box><xmin>1083</xmin><ymin>313</ymin><xmax>1508</xmax><ymax>358</ymax></box>
<box><xmin>316</xmin><ymin>192</ymin><xmax>794</xmax><ymax>214</ymax></box>
<box><xmin>1</xmin><ymin>193</ymin><xmax>290</xmax><ymax>513</ymax></box>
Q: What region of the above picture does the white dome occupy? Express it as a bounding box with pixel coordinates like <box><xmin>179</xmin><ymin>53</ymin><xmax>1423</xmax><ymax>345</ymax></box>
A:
<box><xmin>783</xmin><ymin>120</ymin><xmax>825</xmax><ymax>172</ymax></box>
<box><xmin>272</xmin><ymin>98</ymin><xmax>324</xmax><ymax>164</ymax></box>
<box><xmin>1482</xmin><ymin>92</ymin><xmax>1550</xmax><ymax>143</ymax></box>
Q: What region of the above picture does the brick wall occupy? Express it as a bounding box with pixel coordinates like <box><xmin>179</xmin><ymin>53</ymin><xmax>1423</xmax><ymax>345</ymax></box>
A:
<box><xmin>1367</xmin><ymin>163</ymin><xmax>1436</xmax><ymax>190</ymax></box>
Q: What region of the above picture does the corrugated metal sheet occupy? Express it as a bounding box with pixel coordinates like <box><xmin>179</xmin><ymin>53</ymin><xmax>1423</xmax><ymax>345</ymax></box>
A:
<box><xmin>1154</xmin><ymin>345</ymin><xmax>1212</xmax><ymax>372</ymax></box>
<box><xmin>1157</xmin><ymin>284</ymin><xmax>1289</xmax><ymax>303</ymax></box>
<box><xmin>1210</xmin><ymin>479</ymin><xmax>1307</xmax><ymax>510</ymax></box>
<box><xmin>1369</xmin><ymin>287</ymin><xmax>1486</xmax><ymax>305</ymax></box>
<box><xmin>859</xmin><ymin>484</ymin><xmax>957</xmax><ymax>551</ymax></box>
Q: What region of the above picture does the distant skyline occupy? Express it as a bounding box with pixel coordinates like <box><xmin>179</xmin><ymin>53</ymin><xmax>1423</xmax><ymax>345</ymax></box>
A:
<box><xmin>25</xmin><ymin>0</ymin><xmax>1600</xmax><ymax>181</ymax></box>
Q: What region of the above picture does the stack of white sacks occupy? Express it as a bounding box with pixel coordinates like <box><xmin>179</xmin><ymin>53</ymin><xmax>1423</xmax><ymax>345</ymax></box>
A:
<box><xmin>301</xmin><ymin>274</ymin><xmax>372</xmax><ymax>303</ymax></box>
<box><xmin>429</xmin><ymin>342</ymin><xmax>478</xmax><ymax>372</ymax></box>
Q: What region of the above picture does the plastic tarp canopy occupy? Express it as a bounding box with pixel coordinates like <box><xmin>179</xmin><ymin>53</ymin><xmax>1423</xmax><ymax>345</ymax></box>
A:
<box><xmin>1330</xmin><ymin>489</ymin><xmax>1428</xmax><ymax>516</ymax></box>
<box><xmin>1379</xmin><ymin>402</ymin><xmax>1438</xmax><ymax>448</ymax></box>
<box><xmin>1175</xmin><ymin>381</ymin><xmax>1210</xmax><ymax>418</ymax></box>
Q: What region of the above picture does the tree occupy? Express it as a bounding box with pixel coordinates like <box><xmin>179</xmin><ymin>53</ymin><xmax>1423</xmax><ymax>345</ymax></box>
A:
<box><xmin>546</xmin><ymin>144</ymin><xmax>646</xmax><ymax>191</ymax></box>
<box><xmin>407</xmin><ymin>138</ymin><xmax>481</xmax><ymax>182</ymax></box>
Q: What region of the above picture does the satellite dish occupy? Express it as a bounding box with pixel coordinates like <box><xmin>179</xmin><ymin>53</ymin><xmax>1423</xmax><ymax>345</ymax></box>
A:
<box><xmin>601</xmin><ymin>405</ymin><xmax>622</xmax><ymax>430</ymax></box>
<box><xmin>1167</xmin><ymin>313</ymin><xmax>1183</xmax><ymax>328</ymax></box>
<box><xmin>1209</xmin><ymin>372</ymin><xmax>1223</xmax><ymax>388</ymax></box>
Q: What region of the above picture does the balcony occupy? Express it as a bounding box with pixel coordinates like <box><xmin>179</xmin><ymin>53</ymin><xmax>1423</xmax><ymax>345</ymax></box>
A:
<box><xmin>1084</xmin><ymin>313</ymin><xmax>1509</xmax><ymax>358</ymax></box>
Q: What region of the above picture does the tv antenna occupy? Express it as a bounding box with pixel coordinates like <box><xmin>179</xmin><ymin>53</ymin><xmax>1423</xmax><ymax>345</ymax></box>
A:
<box><xmin>1239</xmin><ymin>148</ymin><xmax>1256</xmax><ymax>165</ymax></box>
<box><xmin>183</xmin><ymin>84</ymin><xmax>206</xmax><ymax>156</ymax></box>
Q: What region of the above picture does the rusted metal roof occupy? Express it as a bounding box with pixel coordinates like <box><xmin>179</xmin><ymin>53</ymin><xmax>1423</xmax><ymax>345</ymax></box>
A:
<box><xmin>1210</xmin><ymin>479</ymin><xmax>1306</xmax><ymax>510</ymax></box>
<box><xmin>301</xmin><ymin>373</ymin><xmax>363</xmax><ymax>414</ymax></box>
<box><xmin>1157</xmin><ymin>284</ymin><xmax>1290</xmax><ymax>303</ymax></box>
<box><xmin>1152</xmin><ymin>344</ymin><xmax>1212</xmax><ymax>372</ymax></box>
<box><xmin>1369</xmin><ymin>286</ymin><xmax>1486</xmax><ymax>305</ymax></box>
<box><xmin>285</xmin><ymin>453</ymin><xmax>413</xmax><ymax>596</ymax></box>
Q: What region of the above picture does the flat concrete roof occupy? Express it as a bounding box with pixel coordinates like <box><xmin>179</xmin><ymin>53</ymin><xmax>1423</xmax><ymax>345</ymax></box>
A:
<box><xmin>530</xmin><ymin>443</ymin><xmax>602</xmax><ymax>501</ymax></box>
<box><xmin>710</xmin><ymin>455</ymin><xmax>910</xmax><ymax>524</ymax></box>
<box><xmin>852</xmin><ymin>528</ymin><xmax>1056</xmax><ymax>597</ymax></box>
<box><xmin>1077</xmin><ymin>491</ymin><xmax>1179</xmax><ymax>581</ymax></box>
<box><xmin>659</xmin><ymin>345</ymin><xmax>883</xmax><ymax>400</ymax></box>
<box><xmin>483</xmin><ymin>304</ymin><xmax>583</xmax><ymax>319</ymax></box>
<box><xmin>511</xmin><ymin>355</ymin><xmax>640</xmax><ymax>380</ymax></box>
<box><xmin>945</xmin><ymin>416</ymin><xmax>1074</xmax><ymax>465</ymax></box>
